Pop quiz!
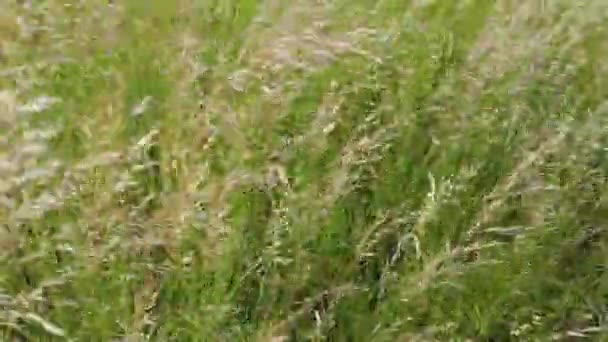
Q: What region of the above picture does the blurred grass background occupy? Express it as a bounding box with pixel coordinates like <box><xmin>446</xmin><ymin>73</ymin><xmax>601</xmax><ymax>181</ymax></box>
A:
<box><xmin>1</xmin><ymin>0</ymin><xmax>608</xmax><ymax>340</ymax></box>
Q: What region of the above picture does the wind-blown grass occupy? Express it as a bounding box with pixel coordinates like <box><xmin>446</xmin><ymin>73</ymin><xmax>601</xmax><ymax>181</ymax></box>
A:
<box><xmin>1</xmin><ymin>1</ymin><xmax>608</xmax><ymax>340</ymax></box>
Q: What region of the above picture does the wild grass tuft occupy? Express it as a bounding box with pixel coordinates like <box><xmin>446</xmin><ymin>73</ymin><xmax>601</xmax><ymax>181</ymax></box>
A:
<box><xmin>1</xmin><ymin>0</ymin><xmax>608</xmax><ymax>340</ymax></box>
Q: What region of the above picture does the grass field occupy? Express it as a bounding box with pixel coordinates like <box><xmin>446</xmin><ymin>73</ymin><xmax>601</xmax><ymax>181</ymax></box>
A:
<box><xmin>1</xmin><ymin>1</ymin><xmax>608</xmax><ymax>340</ymax></box>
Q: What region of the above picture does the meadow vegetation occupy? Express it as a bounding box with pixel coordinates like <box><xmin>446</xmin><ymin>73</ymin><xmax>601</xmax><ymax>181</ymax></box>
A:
<box><xmin>1</xmin><ymin>1</ymin><xmax>608</xmax><ymax>340</ymax></box>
